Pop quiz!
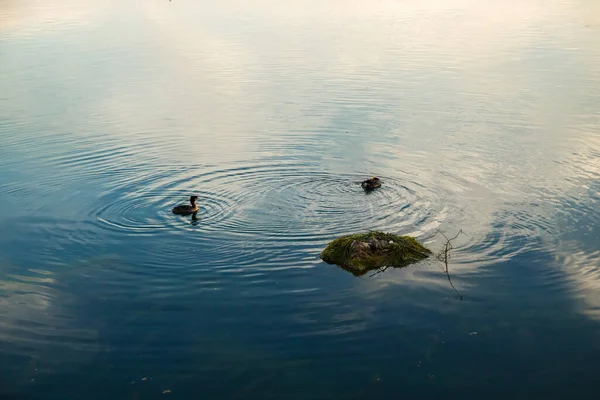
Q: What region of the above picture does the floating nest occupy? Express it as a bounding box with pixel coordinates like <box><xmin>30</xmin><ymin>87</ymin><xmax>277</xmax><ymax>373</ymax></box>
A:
<box><xmin>320</xmin><ymin>231</ymin><xmax>431</xmax><ymax>276</ymax></box>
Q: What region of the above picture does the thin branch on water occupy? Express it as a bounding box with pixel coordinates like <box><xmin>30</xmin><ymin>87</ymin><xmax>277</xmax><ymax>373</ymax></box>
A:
<box><xmin>435</xmin><ymin>229</ymin><xmax>465</xmax><ymax>300</ymax></box>
<box><xmin>368</xmin><ymin>266</ymin><xmax>389</xmax><ymax>278</ymax></box>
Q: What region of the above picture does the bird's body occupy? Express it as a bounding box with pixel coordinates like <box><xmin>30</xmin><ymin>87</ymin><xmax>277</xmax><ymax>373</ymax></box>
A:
<box><xmin>361</xmin><ymin>177</ymin><xmax>382</xmax><ymax>190</ymax></box>
<box><xmin>172</xmin><ymin>196</ymin><xmax>199</xmax><ymax>215</ymax></box>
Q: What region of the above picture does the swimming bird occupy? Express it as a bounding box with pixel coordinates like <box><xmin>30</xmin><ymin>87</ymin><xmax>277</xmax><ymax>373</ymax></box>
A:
<box><xmin>172</xmin><ymin>196</ymin><xmax>199</xmax><ymax>215</ymax></box>
<box><xmin>361</xmin><ymin>177</ymin><xmax>382</xmax><ymax>190</ymax></box>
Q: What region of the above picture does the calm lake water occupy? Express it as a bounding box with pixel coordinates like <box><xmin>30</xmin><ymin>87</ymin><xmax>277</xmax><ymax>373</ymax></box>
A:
<box><xmin>1</xmin><ymin>0</ymin><xmax>600</xmax><ymax>398</ymax></box>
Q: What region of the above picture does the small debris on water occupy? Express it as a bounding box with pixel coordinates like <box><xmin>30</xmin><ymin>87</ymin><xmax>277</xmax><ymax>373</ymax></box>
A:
<box><xmin>162</xmin><ymin>389</ymin><xmax>172</xmax><ymax>394</ymax></box>
<box><xmin>469</xmin><ymin>332</ymin><xmax>478</xmax><ymax>336</ymax></box>
<box><xmin>141</xmin><ymin>377</ymin><xmax>148</xmax><ymax>381</ymax></box>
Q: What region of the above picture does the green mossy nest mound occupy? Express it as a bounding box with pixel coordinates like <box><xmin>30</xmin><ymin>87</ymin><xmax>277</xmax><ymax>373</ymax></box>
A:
<box><xmin>320</xmin><ymin>231</ymin><xmax>432</xmax><ymax>276</ymax></box>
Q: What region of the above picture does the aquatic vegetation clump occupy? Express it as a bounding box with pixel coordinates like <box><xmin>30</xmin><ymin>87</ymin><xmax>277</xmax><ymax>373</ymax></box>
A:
<box><xmin>320</xmin><ymin>231</ymin><xmax>431</xmax><ymax>276</ymax></box>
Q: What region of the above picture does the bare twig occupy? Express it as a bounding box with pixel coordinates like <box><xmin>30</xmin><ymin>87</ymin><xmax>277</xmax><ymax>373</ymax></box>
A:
<box><xmin>368</xmin><ymin>266</ymin><xmax>389</xmax><ymax>278</ymax></box>
<box><xmin>435</xmin><ymin>229</ymin><xmax>465</xmax><ymax>300</ymax></box>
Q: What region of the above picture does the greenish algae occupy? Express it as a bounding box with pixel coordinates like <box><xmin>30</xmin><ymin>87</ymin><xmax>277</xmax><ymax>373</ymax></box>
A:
<box><xmin>320</xmin><ymin>231</ymin><xmax>431</xmax><ymax>276</ymax></box>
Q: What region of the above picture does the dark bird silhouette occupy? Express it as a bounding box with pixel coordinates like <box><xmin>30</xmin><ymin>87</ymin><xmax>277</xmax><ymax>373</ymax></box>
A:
<box><xmin>172</xmin><ymin>196</ymin><xmax>198</xmax><ymax>215</ymax></box>
<box><xmin>361</xmin><ymin>177</ymin><xmax>382</xmax><ymax>191</ymax></box>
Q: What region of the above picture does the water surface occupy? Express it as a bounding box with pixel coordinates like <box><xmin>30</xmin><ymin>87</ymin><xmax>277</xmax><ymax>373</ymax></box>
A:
<box><xmin>1</xmin><ymin>0</ymin><xmax>600</xmax><ymax>398</ymax></box>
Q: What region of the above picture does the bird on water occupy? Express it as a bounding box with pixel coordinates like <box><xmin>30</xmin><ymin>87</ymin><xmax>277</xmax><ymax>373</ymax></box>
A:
<box><xmin>361</xmin><ymin>177</ymin><xmax>382</xmax><ymax>190</ymax></box>
<box><xmin>172</xmin><ymin>196</ymin><xmax>199</xmax><ymax>215</ymax></box>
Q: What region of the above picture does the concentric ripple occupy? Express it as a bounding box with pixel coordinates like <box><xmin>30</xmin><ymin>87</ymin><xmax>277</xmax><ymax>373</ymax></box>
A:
<box><xmin>37</xmin><ymin>160</ymin><xmax>449</xmax><ymax>281</ymax></box>
<box><xmin>93</xmin><ymin>190</ymin><xmax>236</xmax><ymax>236</ymax></box>
<box><xmin>86</xmin><ymin>162</ymin><xmax>444</xmax><ymax>246</ymax></box>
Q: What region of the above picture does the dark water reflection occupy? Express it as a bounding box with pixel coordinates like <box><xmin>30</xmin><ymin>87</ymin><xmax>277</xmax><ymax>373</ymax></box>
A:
<box><xmin>1</xmin><ymin>0</ymin><xmax>600</xmax><ymax>398</ymax></box>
